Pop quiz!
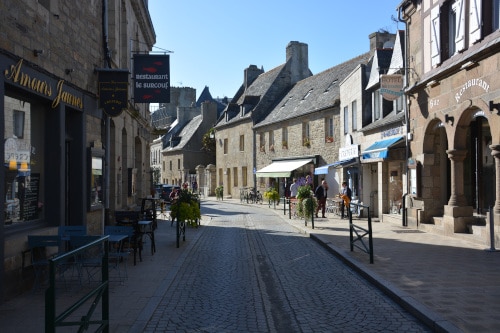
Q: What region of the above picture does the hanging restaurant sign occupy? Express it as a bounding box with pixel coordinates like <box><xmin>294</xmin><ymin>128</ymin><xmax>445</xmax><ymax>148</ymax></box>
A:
<box><xmin>98</xmin><ymin>69</ymin><xmax>129</xmax><ymax>117</ymax></box>
<box><xmin>133</xmin><ymin>54</ymin><xmax>170</xmax><ymax>103</ymax></box>
<box><xmin>380</xmin><ymin>74</ymin><xmax>403</xmax><ymax>101</ymax></box>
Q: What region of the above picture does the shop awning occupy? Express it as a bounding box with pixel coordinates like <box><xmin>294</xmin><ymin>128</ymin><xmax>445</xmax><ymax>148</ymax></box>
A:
<box><xmin>362</xmin><ymin>136</ymin><xmax>404</xmax><ymax>160</ymax></box>
<box><xmin>314</xmin><ymin>158</ymin><xmax>357</xmax><ymax>175</ymax></box>
<box><xmin>256</xmin><ymin>158</ymin><xmax>313</xmax><ymax>178</ymax></box>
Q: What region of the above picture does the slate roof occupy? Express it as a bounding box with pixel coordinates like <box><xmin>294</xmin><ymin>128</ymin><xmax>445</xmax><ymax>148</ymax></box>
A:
<box><xmin>196</xmin><ymin>86</ymin><xmax>227</xmax><ymax>119</ymax></box>
<box><xmin>255</xmin><ymin>52</ymin><xmax>372</xmax><ymax>128</ymax></box>
<box><xmin>215</xmin><ymin>64</ymin><xmax>286</xmax><ymax>127</ymax></box>
<box><xmin>366</xmin><ymin>48</ymin><xmax>394</xmax><ymax>89</ymax></box>
<box><xmin>360</xmin><ymin>109</ymin><xmax>405</xmax><ymax>132</ymax></box>
<box><xmin>162</xmin><ymin>114</ymin><xmax>203</xmax><ymax>152</ymax></box>
<box><xmin>388</xmin><ymin>30</ymin><xmax>405</xmax><ymax>75</ymax></box>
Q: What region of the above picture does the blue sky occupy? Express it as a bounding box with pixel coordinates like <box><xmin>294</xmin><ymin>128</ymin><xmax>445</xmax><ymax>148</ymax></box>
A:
<box><xmin>148</xmin><ymin>1</ymin><xmax>403</xmax><ymax>100</ymax></box>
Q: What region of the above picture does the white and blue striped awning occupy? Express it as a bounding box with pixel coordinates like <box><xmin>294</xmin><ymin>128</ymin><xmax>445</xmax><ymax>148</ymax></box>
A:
<box><xmin>361</xmin><ymin>136</ymin><xmax>404</xmax><ymax>160</ymax></box>
<box><xmin>314</xmin><ymin>158</ymin><xmax>357</xmax><ymax>175</ymax></box>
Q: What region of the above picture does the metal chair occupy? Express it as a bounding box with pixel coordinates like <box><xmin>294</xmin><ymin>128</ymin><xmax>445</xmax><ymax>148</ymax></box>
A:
<box><xmin>58</xmin><ymin>226</ymin><xmax>86</xmax><ymax>252</ymax></box>
<box><xmin>27</xmin><ymin>235</ymin><xmax>62</xmax><ymax>292</ymax></box>
<box><xmin>69</xmin><ymin>235</ymin><xmax>103</xmax><ymax>285</ymax></box>
<box><xmin>104</xmin><ymin>226</ymin><xmax>134</xmax><ymax>281</ymax></box>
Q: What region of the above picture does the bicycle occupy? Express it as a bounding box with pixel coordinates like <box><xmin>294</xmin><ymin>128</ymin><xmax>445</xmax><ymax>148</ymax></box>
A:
<box><xmin>247</xmin><ymin>188</ymin><xmax>263</xmax><ymax>204</ymax></box>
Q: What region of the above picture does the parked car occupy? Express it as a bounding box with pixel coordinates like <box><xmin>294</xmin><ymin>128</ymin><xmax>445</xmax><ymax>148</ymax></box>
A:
<box><xmin>158</xmin><ymin>184</ymin><xmax>180</xmax><ymax>202</ymax></box>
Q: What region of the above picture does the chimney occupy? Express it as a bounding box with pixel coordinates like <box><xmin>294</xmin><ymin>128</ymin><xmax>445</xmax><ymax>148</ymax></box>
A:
<box><xmin>286</xmin><ymin>41</ymin><xmax>309</xmax><ymax>84</ymax></box>
<box><xmin>244</xmin><ymin>65</ymin><xmax>263</xmax><ymax>90</ymax></box>
<box><xmin>369</xmin><ymin>32</ymin><xmax>396</xmax><ymax>51</ymax></box>
<box><xmin>201</xmin><ymin>101</ymin><xmax>217</xmax><ymax>127</ymax></box>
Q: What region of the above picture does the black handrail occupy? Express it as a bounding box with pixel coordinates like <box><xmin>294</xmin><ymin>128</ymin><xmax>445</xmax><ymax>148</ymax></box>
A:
<box><xmin>348</xmin><ymin>202</ymin><xmax>374</xmax><ymax>264</ymax></box>
<box><xmin>46</xmin><ymin>236</ymin><xmax>110</xmax><ymax>333</ymax></box>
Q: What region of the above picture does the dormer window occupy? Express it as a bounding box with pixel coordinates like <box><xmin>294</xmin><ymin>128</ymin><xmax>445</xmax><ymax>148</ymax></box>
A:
<box><xmin>302</xmin><ymin>89</ymin><xmax>313</xmax><ymax>100</ymax></box>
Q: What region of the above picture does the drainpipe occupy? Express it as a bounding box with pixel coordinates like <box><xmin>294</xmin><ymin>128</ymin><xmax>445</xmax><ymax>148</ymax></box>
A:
<box><xmin>398</xmin><ymin>2</ymin><xmax>410</xmax><ymax>227</ymax></box>
<box><xmin>103</xmin><ymin>0</ymin><xmax>111</xmax><ymax>228</ymax></box>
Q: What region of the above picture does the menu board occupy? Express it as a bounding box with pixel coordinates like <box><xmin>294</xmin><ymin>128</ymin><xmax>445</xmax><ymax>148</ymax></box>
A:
<box><xmin>23</xmin><ymin>173</ymin><xmax>40</xmax><ymax>220</ymax></box>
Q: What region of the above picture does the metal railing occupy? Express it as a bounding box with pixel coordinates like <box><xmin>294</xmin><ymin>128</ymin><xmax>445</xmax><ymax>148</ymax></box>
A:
<box><xmin>45</xmin><ymin>236</ymin><xmax>110</xmax><ymax>333</ymax></box>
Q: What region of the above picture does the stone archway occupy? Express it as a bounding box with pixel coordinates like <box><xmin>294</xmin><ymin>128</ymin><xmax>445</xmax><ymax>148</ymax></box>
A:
<box><xmin>420</xmin><ymin>118</ymin><xmax>450</xmax><ymax>221</ymax></box>
<box><xmin>453</xmin><ymin>108</ymin><xmax>494</xmax><ymax>214</ymax></box>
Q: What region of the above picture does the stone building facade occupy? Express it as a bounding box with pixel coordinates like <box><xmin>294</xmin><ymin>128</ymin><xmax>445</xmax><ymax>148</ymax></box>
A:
<box><xmin>162</xmin><ymin>101</ymin><xmax>217</xmax><ymax>186</ymax></box>
<box><xmin>0</xmin><ymin>0</ymin><xmax>155</xmax><ymax>300</ymax></box>
<box><xmin>400</xmin><ymin>0</ymin><xmax>500</xmax><ymax>245</ymax></box>
<box><xmin>214</xmin><ymin>42</ymin><xmax>311</xmax><ymax>198</ymax></box>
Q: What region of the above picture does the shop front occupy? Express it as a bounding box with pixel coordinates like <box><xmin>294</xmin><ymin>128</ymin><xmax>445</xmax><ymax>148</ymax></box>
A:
<box><xmin>408</xmin><ymin>58</ymin><xmax>500</xmax><ymax>239</ymax></box>
<box><xmin>1</xmin><ymin>54</ymin><xmax>95</xmax><ymax>298</ymax></box>
<box><xmin>360</xmin><ymin>132</ymin><xmax>406</xmax><ymax>219</ymax></box>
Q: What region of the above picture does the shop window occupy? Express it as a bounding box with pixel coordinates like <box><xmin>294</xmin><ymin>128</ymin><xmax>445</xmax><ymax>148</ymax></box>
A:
<box><xmin>4</xmin><ymin>96</ymin><xmax>44</xmax><ymax>226</ymax></box>
<box><xmin>89</xmin><ymin>148</ymin><xmax>104</xmax><ymax>210</ymax></box>
<box><xmin>13</xmin><ymin>110</ymin><xmax>25</xmax><ymax>138</ymax></box>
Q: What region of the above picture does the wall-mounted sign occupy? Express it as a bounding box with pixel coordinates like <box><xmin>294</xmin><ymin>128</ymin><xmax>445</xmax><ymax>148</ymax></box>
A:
<box><xmin>339</xmin><ymin>145</ymin><xmax>359</xmax><ymax>160</ymax></box>
<box><xmin>98</xmin><ymin>69</ymin><xmax>129</xmax><ymax>117</ymax></box>
<box><xmin>133</xmin><ymin>54</ymin><xmax>170</xmax><ymax>103</ymax></box>
<box><xmin>380</xmin><ymin>74</ymin><xmax>403</xmax><ymax>101</ymax></box>
<box><xmin>4</xmin><ymin>59</ymin><xmax>84</xmax><ymax>110</ymax></box>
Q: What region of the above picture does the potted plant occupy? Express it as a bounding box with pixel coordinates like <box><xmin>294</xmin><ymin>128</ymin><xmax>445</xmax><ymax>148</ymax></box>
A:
<box><xmin>170</xmin><ymin>189</ymin><xmax>201</xmax><ymax>227</ymax></box>
<box><xmin>263</xmin><ymin>187</ymin><xmax>280</xmax><ymax>207</ymax></box>
<box><xmin>325</xmin><ymin>136</ymin><xmax>334</xmax><ymax>143</ymax></box>
<box><xmin>215</xmin><ymin>185</ymin><xmax>224</xmax><ymax>200</ymax></box>
<box><xmin>303</xmin><ymin>137</ymin><xmax>311</xmax><ymax>147</ymax></box>
<box><xmin>269</xmin><ymin>144</ymin><xmax>275</xmax><ymax>152</ymax></box>
<box><xmin>296</xmin><ymin>185</ymin><xmax>317</xmax><ymax>220</ymax></box>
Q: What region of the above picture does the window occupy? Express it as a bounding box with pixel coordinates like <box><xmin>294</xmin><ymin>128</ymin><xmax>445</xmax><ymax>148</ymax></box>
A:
<box><xmin>269</xmin><ymin>131</ymin><xmax>274</xmax><ymax>149</ymax></box>
<box><xmin>282</xmin><ymin>127</ymin><xmax>288</xmax><ymax>148</ymax></box>
<box><xmin>90</xmin><ymin>148</ymin><xmax>104</xmax><ymax>209</ymax></box>
<box><xmin>4</xmin><ymin>96</ymin><xmax>45</xmax><ymax>225</ymax></box>
<box><xmin>218</xmin><ymin>168</ymin><xmax>223</xmax><ymax>186</ymax></box>
<box><xmin>242</xmin><ymin>166</ymin><xmax>248</xmax><ymax>187</ymax></box>
<box><xmin>343</xmin><ymin>106</ymin><xmax>349</xmax><ymax>134</ymax></box>
<box><xmin>177</xmin><ymin>159</ymin><xmax>180</xmax><ymax>170</ymax></box>
<box><xmin>13</xmin><ymin>110</ymin><xmax>25</xmax><ymax>138</ymax></box>
<box><xmin>169</xmin><ymin>160</ymin><xmax>171</xmax><ymax>171</ymax></box>
<box><xmin>396</xmin><ymin>95</ymin><xmax>404</xmax><ymax>113</ymax></box>
<box><xmin>233</xmin><ymin>167</ymin><xmax>238</xmax><ymax>187</ymax></box>
<box><xmin>431</xmin><ymin>0</ymin><xmax>492</xmax><ymax>67</ymax></box>
<box><xmin>373</xmin><ymin>91</ymin><xmax>381</xmax><ymax>120</ymax></box>
<box><xmin>302</xmin><ymin>122</ymin><xmax>310</xmax><ymax>146</ymax></box>
<box><xmin>224</xmin><ymin>138</ymin><xmax>228</xmax><ymax>154</ymax></box>
<box><xmin>239</xmin><ymin>135</ymin><xmax>244</xmax><ymax>152</ymax></box>
<box><xmin>325</xmin><ymin>117</ymin><xmax>334</xmax><ymax>142</ymax></box>
<box><xmin>494</xmin><ymin>0</ymin><xmax>500</xmax><ymax>30</ymax></box>
<box><xmin>352</xmin><ymin>100</ymin><xmax>357</xmax><ymax>131</ymax></box>
<box><xmin>259</xmin><ymin>133</ymin><xmax>265</xmax><ymax>151</ymax></box>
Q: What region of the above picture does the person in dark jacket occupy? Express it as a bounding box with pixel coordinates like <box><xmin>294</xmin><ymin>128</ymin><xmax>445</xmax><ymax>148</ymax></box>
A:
<box><xmin>314</xmin><ymin>180</ymin><xmax>328</xmax><ymax>218</ymax></box>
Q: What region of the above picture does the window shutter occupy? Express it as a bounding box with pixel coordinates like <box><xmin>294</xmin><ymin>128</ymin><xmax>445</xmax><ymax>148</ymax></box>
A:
<box><xmin>431</xmin><ymin>6</ymin><xmax>441</xmax><ymax>66</ymax></box>
<box><xmin>454</xmin><ymin>0</ymin><xmax>466</xmax><ymax>52</ymax></box>
<box><xmin>469</xmin><ymin>0</ymin><xmax>482</xmax><ymax>44</ymax></box>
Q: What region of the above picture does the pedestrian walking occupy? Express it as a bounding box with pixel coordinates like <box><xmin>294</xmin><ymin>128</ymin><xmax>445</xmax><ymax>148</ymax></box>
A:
<box><xmin>289</xmin><ymin>178</ymin><xmax>298</xmax><ymax>198</ymax></box>
<box><xmin>340</xmin><ymin>181</ymin><xmax>352</xmax><ymax>219</ymax></box>
<box><xmin>315</xmin><ymin>180</ymin><xmax>328</xmax><ymax>218</ymax></box>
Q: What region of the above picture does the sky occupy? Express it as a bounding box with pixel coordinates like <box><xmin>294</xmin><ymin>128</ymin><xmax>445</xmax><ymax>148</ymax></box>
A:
<box><xmin>148</xmin><ymin>1</ymin><xmax>403</xmax><ymax>100</ymax></box>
